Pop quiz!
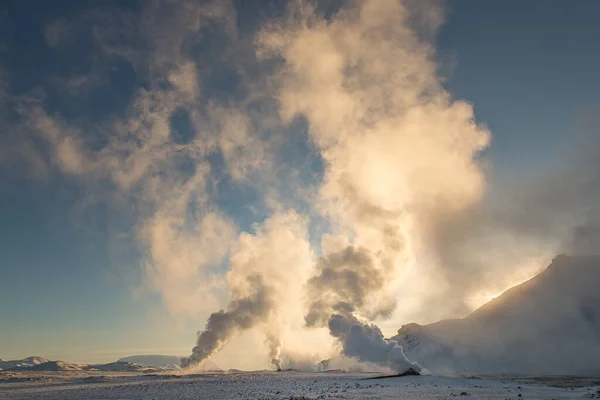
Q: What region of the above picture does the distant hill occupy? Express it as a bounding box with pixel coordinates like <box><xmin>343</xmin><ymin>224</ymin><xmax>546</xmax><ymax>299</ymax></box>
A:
<box><xmin>0</xmin><ymin>355</ymin><xmax>220</xmax><ymax>372</ymax></box>
<box><xmin>5</xmin><ymin>360</ymin><xmax>85</xmax><ymax>371</ymax></box>
<box><xmin>393</xmin><ymin>255</ymin><xmax>600</xmax><ymax>375</ymax></box>
<box><xmin>0</xmin><ymin>356</ymin><xmax>49</xmax><ymax>370</ymax></box>
<box><xmin>1</xmin><ymin>358</ymin><xmax>159</xmax><ymax>372</ymax></box>
<box><xmin>28</xmin><ymin>361</ymin><xmax>84</xmax><ymax>371</ymax></box>
<box><xmin>117</xmin><ymin>355</ymin><xmax>220</xmax><ymax>370</ymax></box>
<box><xmin>117</xmin><ymin>355</ymin><xmax>182</xmax><ymax>369</ymax></box>
<box><xmin>91</xmin><ymin>361</ymin><xmax>154</xmax><ymax>372</ymax></box>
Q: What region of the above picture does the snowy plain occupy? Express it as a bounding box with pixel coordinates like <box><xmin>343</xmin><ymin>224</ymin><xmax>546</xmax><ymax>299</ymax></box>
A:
<box><xmin>1</xmin><ymin>370</ymin><xmax>599</xmax><ymax>400</ymax></box>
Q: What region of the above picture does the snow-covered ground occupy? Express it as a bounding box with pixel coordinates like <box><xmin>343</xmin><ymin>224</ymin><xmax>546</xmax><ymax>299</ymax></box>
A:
<box><xmin>1</xmin><ymin>370</ymin><xmax>598</xmax><ymax>399</ymax></box>
<box><xmin>393</xmin><ymin>255</ymin><xmax>600</xmax><ymax>376</ymax></box>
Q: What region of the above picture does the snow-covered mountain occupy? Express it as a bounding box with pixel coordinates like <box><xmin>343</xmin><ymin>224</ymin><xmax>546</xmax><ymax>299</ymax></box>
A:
<box><xmin>117</xmin><ymin>355</ymin><xmax>183</xmax><ymax>369</ymax></box>
<box><xmin>1</xmin><ymin>359</ymin><xmax>159</xmax><ymax>372</ymax></box>
<box><xmin>90</xmin><ymin>361</ymin><xmax>157</xmax><ymax>372</ymax></box>
<box><xmin>5</xmin><ymin>360</ymin><xmax>87</xmax><ymax>371</ymax></box>
<box><xmin>0</xmin><ymin>355</ymin><xmax>220</xmax><ymax>372</ymax></box>
<box><xmin>0</xmin><ymin>356</ymin><xmax>48</xmax><ymax>370</ymax></box>
<box><xmin>117</xmin><ymin>355</ymin><xmax>220</xmax><ymax>370</ymax></box>
<box><xmin>27</xmin><ymin>361</ymin><xmax>85</xmax><ymax>371</ymax></box>
<box><xmin>393</xmin><ymin>254</ymin><xmax>600</xmax><ymax>375</ymax></box>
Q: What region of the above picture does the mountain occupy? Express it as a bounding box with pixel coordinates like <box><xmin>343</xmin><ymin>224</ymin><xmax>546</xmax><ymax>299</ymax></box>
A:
<box><xmin>1</xmin><ymin>359</ymin><xmax>157</xmax><ymax>372</ymax></box>
<box><xmin>0</xmin><ymin>355</ymin><xmax>220</xmax><ymax>373</ymax></box>
<box><xmin>117</xmin><ymin>355</ymin><xmax>220</xmax><ymax>370</ymax></box>
<box><xmin>393</xmin><ymin>254</ymin><xmax>600</xmax><ymax>375</ymax></box>
<box><xmin>13</xmin><ymin>361</ymin><xmax>84</xmax><ymax>371</ymax></box>
<box><xmin>91</xmin><ymin>361</ymin><xmax>155</xmax><ymax>372</ymax></box>
<box><xmin>117</xmin><ymin>355</ymin><xmax>182</xmax><ymax>369</ymax></box>
<box><xmin>0</xmin><ymin>356</ymin><xmax>49</xmax><ymax>370</ymax></box>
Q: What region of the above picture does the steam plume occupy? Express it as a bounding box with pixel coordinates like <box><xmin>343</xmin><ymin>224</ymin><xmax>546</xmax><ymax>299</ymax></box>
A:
<box><xmin>265</xmin><ymin>333</ymin><xmax>283</xmax><ymax>370</ymax></box>
<box><xmin>303</xmin><ymin>246</ymin><xmax>419</xmax><ymax>372</ymax></box>
<box><xmin>182</xmin><ymin>274</ymin><xmax>273</xmax><ymax>368</ymax></box>
<box><xmin>258</xmin><ymin>0</ymin><xmax>489</xmax><ymax>368</ymax></box>
<box><xmin>328</xmin><ymin>313</ymin><xmax>420</xmax><ymax>373</ymax></box>
<box><xmin>183</xmin><ymin>212</ymin><xmax>312</xmax><ymax>369</ymax></box>
<box><xmin>7</xmin><ymin>0</ymin><xmax>595</xmax><ymax>372</ymax></box>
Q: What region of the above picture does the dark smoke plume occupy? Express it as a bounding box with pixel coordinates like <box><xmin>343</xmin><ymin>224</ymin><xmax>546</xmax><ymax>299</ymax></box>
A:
<box><xmin>182</xmin><ymin>274</ymin><xmax>273</xmax><ymax>368</ymax></box>
<box><xmin>304</xmin><ymin>246</ymin><xmax>421</xmax><ymax>373</ymax></box>
<box><xmin>329</xmin><ymin>313</ymin><xmax>421</xmax><ymax>373</ymax></box>
<box><xmin>183</xmin><ymin>212</ymin><xmax>312</xmax><ymax>370</ymax></box>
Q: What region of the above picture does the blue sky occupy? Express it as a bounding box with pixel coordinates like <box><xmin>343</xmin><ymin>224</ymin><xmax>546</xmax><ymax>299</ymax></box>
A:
<box><xmin>1</xmin><ymin>0</ymin><xmax>599</xmax><ymax>364</ymax></box>
<box><xmin>439</xmin><ymin>0</ymin><xmax>600</xmax><ymax>174</ymax></box>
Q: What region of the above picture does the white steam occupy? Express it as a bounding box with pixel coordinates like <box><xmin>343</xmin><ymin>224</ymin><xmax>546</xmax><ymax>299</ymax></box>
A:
<box><xmin>256</xmin><ymin>0</ymin><xmax>489</xmax><ymax>370</ymax></box>
<box><xmin>6</xmin><ymin>0</ymin><xmax>590</xmax><ymax>373</ymax></box>
<box><xmin>328</xmin><ymin>313</ymin><xmax>421</xmax><ymax>373</ymax></box>
<box><xmin>183</xmin><ymin>212</ymin><xmax>312</xmax><ymax>369</ymax></box>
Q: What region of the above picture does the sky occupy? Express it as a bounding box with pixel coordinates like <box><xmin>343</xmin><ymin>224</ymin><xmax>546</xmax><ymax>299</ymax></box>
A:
<box><xmin>0</xmin><ymin>0</ymin><xmax>599</xmax><ymax>367</ymax></box>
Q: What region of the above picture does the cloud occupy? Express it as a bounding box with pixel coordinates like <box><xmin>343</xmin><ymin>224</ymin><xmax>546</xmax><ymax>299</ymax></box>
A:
<box><xmin>6</xmin><ymin>1</ymin><xmax>274</xmax><ymax>319</ymax></box>
<box><xmin>208</xmin><ymin>105</ymin><xmax>271</xmax><ymax>181</ymax></box>
<box><xmin>44</xmin><ymin>17</ymin><xmax>70</xmax><ymax>47</ymax></box>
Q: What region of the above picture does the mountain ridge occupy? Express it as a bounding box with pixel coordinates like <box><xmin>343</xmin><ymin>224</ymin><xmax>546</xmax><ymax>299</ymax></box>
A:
<box><xmin>393</xmin><ymin>254</ymin><xmax>600</xmax><ymax>375</ymax></box>
<box><xmin>0</xmin><ymin>356</ymin><xmax>49</xmax><ymax>371</ymax></box>
<box><xmin>0</xmin><ymin>355</ymin><xmax>220</xmax><ymax>372</ymax></box>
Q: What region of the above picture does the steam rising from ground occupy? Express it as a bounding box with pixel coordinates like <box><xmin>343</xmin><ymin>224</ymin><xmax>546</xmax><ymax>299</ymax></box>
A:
<box><xmin>328</xmin><ymin>314</ymin><xmax>421</xmax><ymax>373</ymax></box>
<box><xmin>183</xmin><ymin>212</ymin><xmax>312</xmax><ymax>369</ymax></box>
<box><xmin>183</xmin><ymin>0</ymin><xmax>489</xmax><ymax>371</ymax></box>
<box><xmin>265</xmin><ymin>333</ymin><xmax>283</xmax><ymax>370</ymax></box>
<box><xmin>3</xmin><ymin>0</ymin><xmax>597</xmax><ymax>372</ymax></box>
<box><xmin>302</xmin><ymin>246</ymin><xmax>419</xmax><ymax>372</ymax></box>
<box><xmin>251</xmin><ymin>0</ymin><xmax>487</xmax><ymax>371</ymax></box>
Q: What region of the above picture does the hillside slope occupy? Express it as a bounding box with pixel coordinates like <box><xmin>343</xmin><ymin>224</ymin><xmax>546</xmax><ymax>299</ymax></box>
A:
<box><xmin>0</xmin><ymin>356</ymin><xmax>49</xmax><ymax>370</ymax></box>
<box><xmin>90</xmin><ymin>361</ymin><xmax>155</xmax><ymax>372</ymax></box>
<box><xmin>393</xmin><ymin>255</ymin><xmax>600</xmax><ymax>375</ymax></box>
<box><xmin>30</xmin><ymin>361</ymin><xmax>84</xmax><ymax>371</ymax></box>
<box><xmin>0</xmin><ymin>356</ymin><xmax>218</xmax><ymax>372</ymax></box>
<box><xmin>117</xmin><ymin>355</ymin><xmax>182</xmax><ymax>369</ymax></box>
<box><xmin>117</xmin><ymin>355</ymin><xmax>220</xmax><ymax>370</ymax></box>
<box><xmin>2</xmin><ymin>359</ymin><xmax>159</xmax><ymax>372</ymax></box>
